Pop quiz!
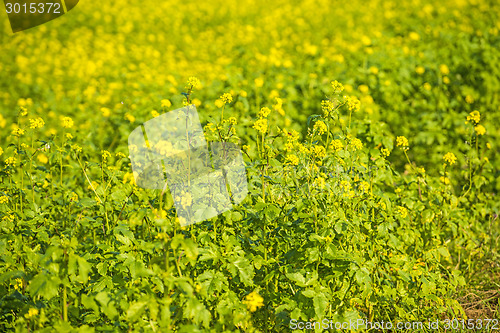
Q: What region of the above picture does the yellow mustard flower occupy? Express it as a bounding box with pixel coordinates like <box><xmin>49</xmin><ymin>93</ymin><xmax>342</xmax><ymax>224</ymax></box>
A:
<box><xmin>440</xmin><ymin>176</ymin><xmax>450</xmax><ymax>185</ymax></box>
<box><xmin>186</xmin><ymin>77</ymin><xmax>200</xmax><ymax>89</ymax></box>
<box><xmin>396</xmin><ymin>136</ymin><xmax>409</xmax><ymax>149</ymax></box>
<box><xmin>285</xmin><ymin>154</ymin><xmax>299</xmax><ymax>166</ymax></box>
<box><xmin>29</xmin><ymin>117</ymin><xmax>45</xmax><ymax>129</ymax></box>
<box><xmin>37</xmin><ymin>154</ymin><xmax>48</xmax><ymax>164</ymax></box>
<box><xmin>443</xmin><ymin>152</ymin><xmax>457</xmax><ymax>165</ymax></box>
<box><xmin>254</xmin><ymin>77</ymin><xmax>264</xmax><ymax>88</ymax></box>
<box><xmin>12</xmin><ymin>127</ymin><xmax>25</xmax><ymax>136</ymax></box>
<box><xmin>331</xmin><ymin>80</ymin><xmax>344</xmax><ymax>93</ymax></box>
<box><xmin>161</xmin><ymin>99</ymin><xmax>172</xmax><ymax>108</ymax></box>
<box><xmin>330</xmin><ymin>139</ymin><xmax>343</xmax><ymax>152</ymax></box>
<box><xmin>124</xmin><ymin>113</ymin><xmax>135</xmax><ymax>123</ymax></box>
<box><xmin>62</xmin><ymin>116</ymin><xmax>74</xmax><ymax>128</ymax></box>
<box><xmin>253</xmin><ymin>118</ymin><xmax>267</xmax><ymax>134</ymax></box>
<box><xmin>439</xmin><ymin>64</ymin><xmax>450</xmax><ymax>75</ymax></box>
<box><xmin>5</xmin><ymin>157</ymin><xmax>16</xmax><ymax>166</ymax></box>
<box><xmin>24</xmin><ymin>308</ymin><xmax>39</xmax><ymax>319</ymax></box>
<box><xmin>315</xmin><ymin>176</ymin><xmax>326</xmax><ymax>189</ymax></box>
<box><xmin>314</xmin><ymin>145</ymin><xmax>326</xmax><ymax>158</ymax></box>
<box><xmin>258</xmin><ymin>107</ymin><xmax>271</xmax><ymax>118</ymax></box>
<box><xmin>243</xmin><ymin>291</ymin><xmax>264</xmax><ymax>312</ymax></box>
<box><xmin>220</xmin><ymin>93</ymin><xmax>233</xmax><ymax>104</ymax></box>
<box><xmin>474</xmin><ymin>124</ymin><xmax>486</xmax><ymax>135</ymax></box>
<box><xmin>321</xmin><ymin>100</ymin><xmax>334</xmax><ymax>117</ymax></box>
<box><xmin>313</xmin><ymin>120</ymin><xmax>327</xmax><ymax>135</ymax></box>
<box><xmin>359</xmin><ymin>181</ymin><xmax>370</xmax><ymax>194</ymax></box>
<box><xmin>397</xmin><ymin>206</ymin><xmax>408</xmax><ymax>218</ymax></box>
<box><xmin>350</xmin><ymin>137</ymin><xmax>363</xmax><ymax>151</ymax></box>
<box><xmin>0</xmin><ymin>195</ymin><xmax>9</xmax><ymax>204</ymax></box>
<box><xmin>101</xmin><ymin>107</ymin><xmax>111</xmax><ymax>117</ymax></box>
<box><xmin>466</xmin><ymin>110</ymin><xmax>480</xmax><ymax>124</ymax></box>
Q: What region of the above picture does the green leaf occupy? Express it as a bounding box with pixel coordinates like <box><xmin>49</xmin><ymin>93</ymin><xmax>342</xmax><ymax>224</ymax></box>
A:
<box><xmin>126</xmin><ymin>300</ymin><xmax>148</xmax><ymax>321</ymax></box>
<box><xmin>27</xmin><ymin>272</ymin><xmax>60</xmax><ymax>300</ymax></box>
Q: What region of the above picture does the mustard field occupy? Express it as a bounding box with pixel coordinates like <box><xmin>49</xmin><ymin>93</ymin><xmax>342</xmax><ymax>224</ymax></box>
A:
<box><xmin>0</xmin><ymin>0</ymin><xmax>499</xmax><ymax>331</ymax></box>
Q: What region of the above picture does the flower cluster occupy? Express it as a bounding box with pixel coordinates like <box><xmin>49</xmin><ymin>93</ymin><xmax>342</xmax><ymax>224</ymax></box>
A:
<box><xmin>243</xmin><ymin>291</ymin><xmax>264</xmax><ymax>312</ymax></box>
<box><xmin>29</xmin><ymin>117</ymin><xmax>45</xmax><ymax>129</ymax></box>
<box><xmin>62</xmin><ymin>116</ymin><xmax>74</xmax><ymax>129</ymax></box>
<box><xmin>443</xmin><ymin>152</ymin><xmax>457</xmax><ymax>166</ymax></box>
<box><xmin>396</xmin><ymin>136</ymin><xmax>409</xmax><ymax>150</ymax></box>
<box><xmin>313</xmin><ymin>120</ymin><xmax>327</xmax><ymax>135</ymax></box>
<box><xmin>253</xmin><ymin>106</ymin><xmax>272</xmax><ymax>134</ymax></box>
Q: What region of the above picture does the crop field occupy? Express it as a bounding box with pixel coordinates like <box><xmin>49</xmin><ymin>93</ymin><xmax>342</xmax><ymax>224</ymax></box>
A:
<box><xmin>0</xmin><ymin>0</ymin><xmax>499</xmax><ymax>332</ymax></box>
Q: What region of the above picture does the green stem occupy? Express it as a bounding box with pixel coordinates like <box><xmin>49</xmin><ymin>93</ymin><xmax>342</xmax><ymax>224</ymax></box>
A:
<box><xmin>62</xmin><ymin>285</ymin><xmax>67</xmax><ymax>321</ymax></box>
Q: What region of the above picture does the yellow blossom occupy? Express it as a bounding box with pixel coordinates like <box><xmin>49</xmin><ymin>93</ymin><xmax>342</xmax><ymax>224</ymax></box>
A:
<box><xmin>359</xmin><ymin>181</ymin><xmax>370</xmax><ymax>194</ymax></box>
<box><xmin>396</xmin><ymin>136</ymin><xmax>409</xmax><ymax>149</ymax></box>
<box><xmin>440</xmin><ymin>176</ymin><xmax>450</xmax><ymax>184</ymax></box>
<box><xmin>346</xmin><ymin>96</ymin><xmax>361</xmax><ymax>112</ymax></box>
<box><xmin>314</xmin><ymin>145</ymin><xmax>326</xmax><ymax>158</ymax></box>
<box><xmin>123</xmin><ymin>172</ymin><xmax>135</xmax><ymax>185</ymax></box>
<box><xmin>151</xmin><ymin>110</ymin><xmax>160</xmax><ymax>118</ymax></box>
<box><xmin>358</xmin><ymin>84</ymin><xmax>369</xmax><ymax>94</ymax></box>
<box><xmin>474</xmin><ymin>124</ymin><xmax>486</xmax><ymax>135</ymax></box>
<box><xmin>439</xmin><ymin>64</ymin><xmax>450</xmax><ymax>75</ymax></box>
<box><xmin>397</xmin><ymin>206</ymin><xmax>408</xmax><ymax>218</ymax></box>
<box><xmin>37</xmin><ymin>154</ymin><xmax>48</xmax><ymax>164</ymax></box>
<box><xmin>315</xmin><ymin>176</ymin><xmax>326</xmax><ymax>189</ymax></box>
<box><xmin>220</xmin><ymin>93</ymin><xmax>233</xmax><ymax>104</ymax></box>
<box><xmin>5</xmin><ymin>157</ymin><xmax>16</xmax><ymax>166</ymax></box>
<box><xmin>71</xmin><ymin>144</ymin><xmax>83</xmax><ymax>153</ymax></box>
<box><xmin>466</xmin><ymin>110</ymin><xmax>480</xmax><ymax>124</ymax></box>
<box><xmin>253</xmin><ymin>118</ymin><xmax>267</xmax><ymax>134</ymax></box>
<box><xmin>12</xmin><ymin>127</ymin><xmax>25</xmax><ymax>136</ymax></box>
<box><xmin>350</xmin><ymin>137</ymin><xmax>363</xmax><ymax>151</ymax></box>
<box><xmin>101</xmin><ymin>107</ymin><xmax>111</xmax><ymax>117</ymax></box>
<box><xmin>243</xmin><ymin>291</ymin><xmax>264</xmax><ymax>312</ymax></box>
<box><xmin>254</xmin><ymin>77</ymin><xmax>264</xmax><ymax>88</ymax></box>
<box><xmin>124</xmin><ymin>113</ymin><xmax>135</xmax><ymax>123</ymax></box>
<box><xmin>102</xmin><ymin>150</ymin><xmax>112</xmax><ymax>161</ymax></box>
<box><xmin>321</xmin><ymin>100</ymin><xmax>334</xmax><ymax>116</ymax></box>
<box><xmin>331</xmin><ymin>80</ymin><xmax>344</xmax><ymax>93</ymax></box>
<box><xmin>62</xmin><ymin>116</ymin><xmax>74</xmax><ymax>128</ymax></box>
<box><xmin>258</xmin><ymin>107</ymin><xmax>271</xmax><ymax>118</ymax></box>
<box><xmin>161</xmin><ymin>99</ymin><xmax>172</xmax><ymax>108</ymax></box>
<box><xmin>215</xmin><ymin>99</ymin><xmax>224</xmax><ymax>108</ymax></box>
<box><xmin>409</xmin><ymin>32</ymin><xmax>420</xmax><ymax>40</ymax></box>
<box><xmin>186</xmin><ymin>77</ymin><xmax>200</xmax><ymax>89</ymax></box>
<box><xmin>330</xmin><ymin>139</ymin><xmax>343</xmax><ymax>152</ymax></box>
<box><xmin>0</xmin><ymin>195</ymin><xmax>9</xmax><ymax>204</ymax></box>
<box><xmin>285</xmin><ymin>154</ymin><xmax>299</xmax><ymax>166</ymax></box>
<box><xmin>29</xmin><ymin>117</ymin><xmax>45</xmax><ymax>129</ymax></box>
<box><xmin>313</xmin><ymin>120</ymin><xmax>327</xmax><ymax>135</ymax></box>
<box><xmin>25</xmin><ymin>308</ymin><xmax>39</xmax><ymax>319</ymax></box>
<box><xmin>415</xmin><ymin>66</ymin><xmax>425</xmax><ymax>75</ymax></box>
<box><xmin>443</xmin><ymin>152</ymin><xmax>457</xmax><ymax>165</ymax></box>
<box><xmin>0</xmin><ymin>147</ymin><xmax>3</xmax><ymax>157</ymax></box>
